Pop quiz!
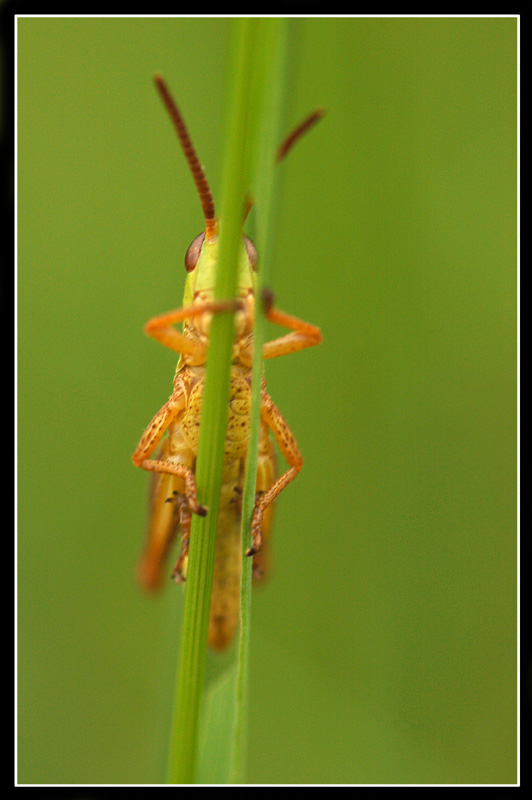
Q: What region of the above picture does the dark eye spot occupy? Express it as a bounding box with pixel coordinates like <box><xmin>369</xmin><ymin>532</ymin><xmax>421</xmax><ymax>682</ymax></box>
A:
<box><xmin>185</xmin><ymin>232</ymin><xmax>205</xmax><ymax>272</ymax></box>
<box><xmin>244</xmin><ymin>236</ymin><xmax>258</xmax><ymax>271</ymax></box>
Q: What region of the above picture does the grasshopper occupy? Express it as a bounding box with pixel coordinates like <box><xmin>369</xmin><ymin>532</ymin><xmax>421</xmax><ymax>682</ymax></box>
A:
<box><xmin>133</xmin><ymin>75</ymin><xmax>322</xmax><ymax>650</ymax></box>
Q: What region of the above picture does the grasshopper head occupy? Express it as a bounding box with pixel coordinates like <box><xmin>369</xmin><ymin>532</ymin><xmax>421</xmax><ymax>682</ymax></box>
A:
<box><xmin>183</xmin><ymin>224</ymin><xmax>258</xmax><ymax>338</ymax></box>
<box><xmin>154</xmin><ymin>74</ymin><xmax>324</xmax><ymax>318</ymax></box>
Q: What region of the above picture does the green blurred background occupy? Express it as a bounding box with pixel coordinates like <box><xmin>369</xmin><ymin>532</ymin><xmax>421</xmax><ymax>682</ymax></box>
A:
<box><xmin>17</xmin><ymin>17</ymin><xmax>517</xmax><ymax>784</ymax></box>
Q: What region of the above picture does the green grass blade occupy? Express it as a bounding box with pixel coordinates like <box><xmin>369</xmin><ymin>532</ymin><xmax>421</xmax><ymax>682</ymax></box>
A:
<box><xmin>196</xmin><ymin>664</ymin><xmax>239</xmax><ymax>783</ymax></box>
<box><xmin>166</xmin><ymin>19</ymin><xmax>258</xmax><ymax>785</ymax></box>
<box><xmin>231</xmin><ymin>19</ymin><xmax>290</xmax><ymax>784</ymax></box>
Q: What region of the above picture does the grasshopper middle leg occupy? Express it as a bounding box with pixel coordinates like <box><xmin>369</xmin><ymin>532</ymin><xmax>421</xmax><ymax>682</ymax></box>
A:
<box><xmin>246</xmin><ymin>388</ymin><xmax>304</xmax><ymax>557</ymax></box>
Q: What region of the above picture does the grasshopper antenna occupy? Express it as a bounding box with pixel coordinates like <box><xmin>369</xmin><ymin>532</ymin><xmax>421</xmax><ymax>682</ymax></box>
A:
<box><xmin>276</xmin><ymin>108</ymin><xmax>326</xmax><ymax>164</ymax></box>
<box><xmin>243</xmin><ymin>111</ymin><xmax>325</xmax><ymax>225</ymax></box>
<box><xmin>154</xmin><ymin>73</ymin><xmax>217</xmax><ymax>240</ymax></box>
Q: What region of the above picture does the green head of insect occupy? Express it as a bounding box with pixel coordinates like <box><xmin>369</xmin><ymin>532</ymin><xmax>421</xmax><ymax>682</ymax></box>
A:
<box><xmin>182</xmin><ymin>224</ymin><xmax>257</xmax><ymax>301</ymax></box>
<box><xmin>181</xmin><ymin>222</ymin><xmax>258</xmax><ymax>339</ymax></box>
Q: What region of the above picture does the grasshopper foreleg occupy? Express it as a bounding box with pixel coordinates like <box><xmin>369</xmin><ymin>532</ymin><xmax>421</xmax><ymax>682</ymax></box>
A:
<box><xmin>144</xmin><ymin>298</ymin><xmax>243</xmax><ymax>359</ymax></box>
<box><xmin>238</xmin><ymin>289</ymin><xmax>322</xmax><ymax>366</ymax></box>
<box><xmin>261</xmin><ymin>290</ymin><xmax>322</xmax><ymax>360</ymax></box>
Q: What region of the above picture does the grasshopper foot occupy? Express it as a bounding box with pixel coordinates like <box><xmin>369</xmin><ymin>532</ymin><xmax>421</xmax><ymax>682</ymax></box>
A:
<box><xmin>230</xmin><ymin>485</ymin><xmax>243</xmax><ymax>512</ymax></box>
<box><xmin>246</xmin><ymin>498</ymin><xmax>264</xmax><ymax>556</ymax></box>
<box><xmin>261</xmin><ymin>286</ymin><xmax>275</xmax><ymax>313</ymax></box>
<box><xmin>172</xmin><ymin>537</ymin><xmax>189</xmax><ymax>583</ymax></box>
<box><xmin>165</xmin><ymin>489</ymin><xmax>206</xmax><ymax>516</ymax></box>
<box><xmin>187</xmin><ymin>496</ymin><xmax>208</xmax><ymax>516</ymax></box>
<box><xmin>246</xmin><ymin>490</ymin><xmax>266</xmax><ymax>555</ymax></box>
<box><xmin>172</xmin><ymin>568</ymin><xmax>185</xmax><ymax>584</ymax></box>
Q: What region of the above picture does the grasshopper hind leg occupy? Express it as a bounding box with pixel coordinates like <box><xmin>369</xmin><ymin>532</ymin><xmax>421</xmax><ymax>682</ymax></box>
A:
<box><xmin>137</xmin><ymin>438</ymin><xmax>189</xmax><ymax>591</ymax></box>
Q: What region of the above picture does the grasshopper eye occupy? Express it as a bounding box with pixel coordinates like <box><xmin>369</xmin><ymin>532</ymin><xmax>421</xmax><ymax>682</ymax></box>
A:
<box><xmin>244</xmin><ymin>236</ymin><xmax>257</xmax><ymax>271</ymax></box>
<box><xmin>185</xmin><ymin>232</ymin><xmax>205</xmax><ymax>272</ymax></box>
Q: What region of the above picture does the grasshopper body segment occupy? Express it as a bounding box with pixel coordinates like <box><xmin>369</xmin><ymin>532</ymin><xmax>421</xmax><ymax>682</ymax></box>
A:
<box><xmin>133</xmin><ymin>76</ymin><xmax>322</xmax><ymax>650</ymax></box>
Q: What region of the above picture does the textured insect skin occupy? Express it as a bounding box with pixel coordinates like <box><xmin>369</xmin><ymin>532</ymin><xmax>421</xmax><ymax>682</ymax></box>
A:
<box><xmin>133</xmin><ymin>76</ymin><xmax>321</xmax><ymax>650</ymax></box>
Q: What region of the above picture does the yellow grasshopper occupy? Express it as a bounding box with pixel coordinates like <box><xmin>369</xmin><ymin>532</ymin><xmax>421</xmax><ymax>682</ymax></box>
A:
<box><xmin>133</xmin><ymin>75</ymin><xmax>322</xmax><ymax>650</ymax></box>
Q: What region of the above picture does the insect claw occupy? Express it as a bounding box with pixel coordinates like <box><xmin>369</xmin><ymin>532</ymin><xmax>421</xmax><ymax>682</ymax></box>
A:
<box><xmin>245</xmin><ymin>533</ymin><xmax>262</xmax><ymax>558</ymax></box>
<box><xmin>196</xmin><ymin>504</ymin><xmax>208</xmax><ymax>517</ymax></box>
<box><xmin>261</xmin><ymin>287</ymin><xmax>275</xmax><ymax>313</ymax></box>
<box><xmin>230</xmin><ymin>484</ymin><xmax>243</xmax><ymax>510</ymax></box>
